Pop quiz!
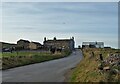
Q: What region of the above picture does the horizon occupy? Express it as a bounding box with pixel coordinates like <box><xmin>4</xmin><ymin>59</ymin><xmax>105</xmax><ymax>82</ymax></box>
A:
<box><xmin>0</xmin><ymin>37</ymin><xmax>117</xmax><ymax>49</ymax></box>
<box><xmin>1</xmin><ymin>2</ymin><xmax>118</xmax><ymax>48</ymax></box>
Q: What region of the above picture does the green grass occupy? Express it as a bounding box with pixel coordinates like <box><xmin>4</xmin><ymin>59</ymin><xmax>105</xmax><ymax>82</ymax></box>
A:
<box><xmin>0</xmin><ymin>53</ymin><xmax>2</xmax><ymax>58</ymax></box>
<box><xmin>2</xmin><ymin>50</ymin><xmax>71</xmax><ymax>70</ymax></box>
<box><xmin>1</xmin><ymin>51</ymin><xmax>51</xmax><ymax>57</ymax></box>
<box><xmin>70</xmin><ymin>48</ymin><xmax>120</xmax><ymax>82</ymax></box>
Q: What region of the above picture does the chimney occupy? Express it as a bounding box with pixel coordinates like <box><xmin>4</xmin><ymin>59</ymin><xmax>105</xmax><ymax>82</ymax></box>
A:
<box><xmin>72</xmin><ymin>37</ymin><xmax>74</xmax><ymax>40</ymax></box>
<box><xmin>44</xmin><ymin>37</ymin><xmax>46</xmax><ymax>42</ymax></box>
<box><xmin>53</xmin><ymin>37</ymin><xmax>56</xmax><ymax>40</ymax></box>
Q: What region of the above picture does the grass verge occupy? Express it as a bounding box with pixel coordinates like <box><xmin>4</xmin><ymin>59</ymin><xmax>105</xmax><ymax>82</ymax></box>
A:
<box><xmin>2</xmin><ymin>50</ymin><xmax>71</xmax><ymax>70</ymax></box>
<box><xmin>70</xmin><ymin>48</ymin><xmax>120</xmax><ymax>82</ymax></box>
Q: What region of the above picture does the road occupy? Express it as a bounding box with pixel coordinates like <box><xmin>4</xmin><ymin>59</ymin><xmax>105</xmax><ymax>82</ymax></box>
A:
<box><xmin>2</xmin><ymin>49</ymin><xmax>83</xmax><ymax>82</ymax></box>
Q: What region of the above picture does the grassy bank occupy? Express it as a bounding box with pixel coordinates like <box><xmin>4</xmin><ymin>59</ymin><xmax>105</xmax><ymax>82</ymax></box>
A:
<box><xmin>2</xmin><ymin>50</ymin><xmax>71</xmax><ymax>70</ymax></box>
<box><xmin>2</xmin><ymin>51</ymin><xmax>52</xmax><ymax>57</ymax></box>
<box><xmin>70</xmin><ymin>48</ymin><xmax>120</xmax><ymax>82</ymax></box>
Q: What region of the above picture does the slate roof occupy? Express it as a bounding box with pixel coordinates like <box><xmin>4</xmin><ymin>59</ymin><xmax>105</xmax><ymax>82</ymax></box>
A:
<box><xmin>17</xmin><ymin>39</ymin><xmax>30</xmax><ymax>43</ymax></box>
<box><xmin>44</xmin><ymin>39</ymin><xmax>74</xmax><ymax>42</ymax></box>
<box><xmin>82</xmin><ymin>42</ymin><xmax>104</xmax><ymax>45</ymax></box>
<box><xmin>31</xmin><ymin>42</ymin><xmax>42</xmax><ymax>45</ymax></box>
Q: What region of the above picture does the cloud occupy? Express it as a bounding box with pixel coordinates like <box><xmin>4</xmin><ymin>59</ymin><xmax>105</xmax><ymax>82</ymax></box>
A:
<box><xmin>2</xmin><ymin>0</ymin><xmax>120</xmax><ymax>2</ymax></box>
<box><xmin>2</xmin><ymin>2</ymin><xmax>118</xmax><ymax>48</ymax></box>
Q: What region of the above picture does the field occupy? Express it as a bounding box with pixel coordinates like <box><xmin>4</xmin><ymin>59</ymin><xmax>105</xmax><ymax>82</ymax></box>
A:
<box><xmin>70</xmin><ymin>48</ymin><xmax>120</xmax><ymax>82</ymax></box>
<box><xmin>2</xmin><ymin>51</ymin><xmax>52</xmax><ymax>57</ymax></box>
<box><xmin>1</xmin><ymin>50</ymin><xmax>71</xmax><ymax>70</ymax></box>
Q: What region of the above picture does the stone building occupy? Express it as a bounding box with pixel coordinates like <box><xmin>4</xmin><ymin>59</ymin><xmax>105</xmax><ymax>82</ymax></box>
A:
<box><xmin>17</xmin><ymin>39</ymin><xmax>30</xmax><ymax>49</ymax></box>
<box><xmin>29</xmin><ymin>42</ymin><xmax>42</xmax><ymax>50</ymax></box>
<box><xmin>82</xmin><ymin>42</ymin><xmax>104</xmax><ymax>48</ymax></box>
<box><xmin>43</xmin><ymin>37</ymin><xmax>75</xmax><ymax>51</ymax></box>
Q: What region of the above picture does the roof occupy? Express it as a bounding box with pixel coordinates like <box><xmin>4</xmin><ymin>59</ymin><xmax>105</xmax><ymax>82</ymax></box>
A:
<box><xmin>45</xmin><ymin>39</ymin><xmax>74</xmax><ymax>42</ymax></box>
<box><xmin>31</xmin><ymin>42</ymin><xmax>42</xmax><ymax>45</ymax></box>
<box><xmin>82</xmin><ymin>42</ymin><xmax>104</xmax><ymax>45</ymax></box>
<box><xmin>17</xmin><ymin>39</ymin><xmax>30</xmax><ymax>43</ymax></box>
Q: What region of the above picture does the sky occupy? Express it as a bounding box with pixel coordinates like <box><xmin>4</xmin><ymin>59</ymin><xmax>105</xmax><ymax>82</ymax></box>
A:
<box><xmin>1</xmin><ymin>0</ymin><xmax>120</xmax><ymax>2</ymax></box>
<box><xmin>1</xmin><ymin>2</ymin><xmax>118</xmax><ymax>48</ymax></box>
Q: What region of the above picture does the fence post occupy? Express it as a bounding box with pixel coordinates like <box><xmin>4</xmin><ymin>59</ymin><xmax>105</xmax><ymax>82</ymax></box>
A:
<box><xmin>99</xmin><ymin>54</ymin><xmax>103</xmax><ymax>61</ymax></box>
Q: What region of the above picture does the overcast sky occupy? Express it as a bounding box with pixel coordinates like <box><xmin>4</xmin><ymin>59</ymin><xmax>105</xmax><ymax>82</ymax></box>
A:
<box><xmin>1</xmin><ymin>2</ymin><xmax>118</xmax><ymax>48</ymax></box>
<box><xmin>2</xmin><ymin>0</ymin><xmax>120</xmax><ymax>2</ymax></box>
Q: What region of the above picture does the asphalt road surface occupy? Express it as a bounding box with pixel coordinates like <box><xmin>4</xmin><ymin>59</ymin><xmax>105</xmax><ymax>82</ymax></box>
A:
<box><xmin>2</xmin><ymin>49</ymin><xmax>83</xmax><ymax>82</ymax></box>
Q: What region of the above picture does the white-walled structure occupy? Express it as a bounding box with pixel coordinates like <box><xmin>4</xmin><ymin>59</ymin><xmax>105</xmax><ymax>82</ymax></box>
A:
<box><xmin>82</xmin><ymin>42</ymin><xmax>104</xmax><ymax>48</ymax></box>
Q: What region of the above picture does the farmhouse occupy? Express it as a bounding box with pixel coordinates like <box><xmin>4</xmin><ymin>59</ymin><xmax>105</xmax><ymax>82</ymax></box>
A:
<box><xmin>82</xmin><ymin>42</ymin><xmax>104</xmax><ymax>48</ymax></box>
<box><xmin>29</xmin><ymin>42</ymin><xmax>42</xmax><ymax>50</ymax></box>
<box><xmin>17</xmin><ymin>39</ymin><xmax>30</xmax><ymax>49</ymax></box>
<box><xmin>43</xmin><ymin>37</ymin><xmax>75</xmax><ymax>51</ymax></box>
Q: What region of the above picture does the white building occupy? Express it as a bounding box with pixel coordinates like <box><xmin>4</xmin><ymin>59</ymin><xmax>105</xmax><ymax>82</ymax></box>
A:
<box><xmin>82</xmin><ymin>42</ymin><xmax>104</xmax><ymax>48</ymax></box>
